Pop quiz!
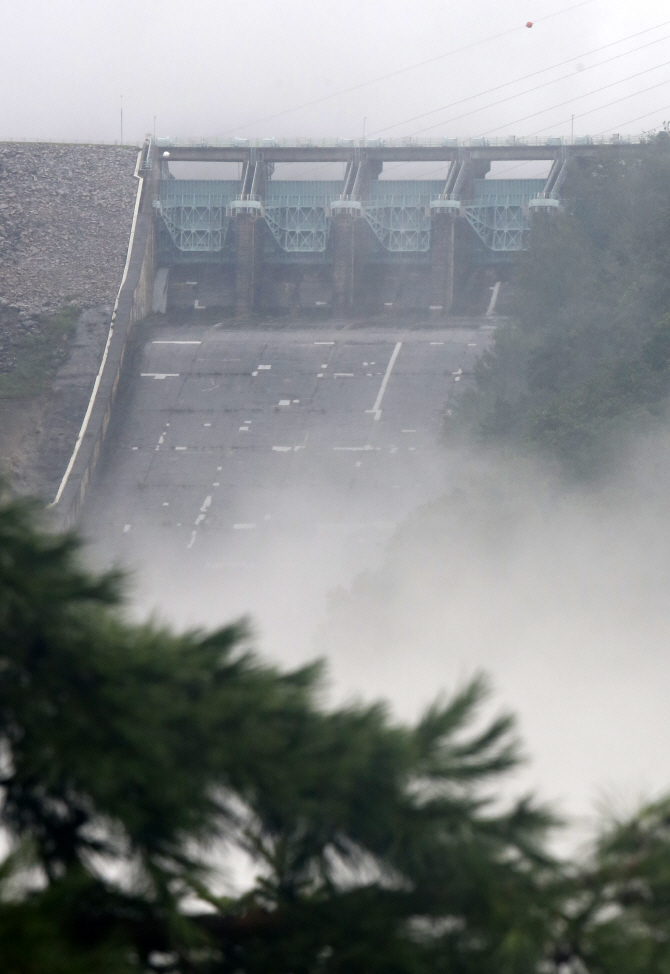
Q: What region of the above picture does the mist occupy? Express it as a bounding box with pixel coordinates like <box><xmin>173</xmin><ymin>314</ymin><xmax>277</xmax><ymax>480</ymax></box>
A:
<box><xmin>317</xmin><ymin>437</ymin><xmax>670</xmax><ymax>830</ymax></box>
<box><xmin>2</xmin><ymin>0</ymin><xmax>670</xmax><ymax>147</ymax></box>
<box><xmin>95</xmin><ymin>397</ymin><xmax>670</xmax><ymax>844</ymax></box>
<box><xmin>7</xmin><ymin>0</ymin><xmax>670</xmax><ymax>853</ymax></box>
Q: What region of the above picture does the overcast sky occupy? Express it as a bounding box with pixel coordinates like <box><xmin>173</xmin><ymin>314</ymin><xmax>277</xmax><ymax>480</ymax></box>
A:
<box><xmin>2</xmin><ymin>0</ymin><xmax>669</xmax><ymax>149</ymax></box>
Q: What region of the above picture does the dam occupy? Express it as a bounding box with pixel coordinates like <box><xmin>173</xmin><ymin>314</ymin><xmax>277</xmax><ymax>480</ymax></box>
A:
<box><xmin>154</xmin><ymin>135</ymin><xmax>579</xmax><ymax>316</ymax></box>
<box><xmin>0</xmin><ymin>134</ymin><xmax>643</xmax><ymax>590</ymax></box>
<box><xmin>52</xmin><ymin>134</ymin><xmax>637</xmax><ymax>633</ymax></box>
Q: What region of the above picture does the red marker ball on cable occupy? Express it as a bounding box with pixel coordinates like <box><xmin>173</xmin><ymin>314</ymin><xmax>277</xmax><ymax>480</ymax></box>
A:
<box><xmin>526</xmin><ymin>21</ymin><xmax>533</xmax><ymax>27</ymax></box>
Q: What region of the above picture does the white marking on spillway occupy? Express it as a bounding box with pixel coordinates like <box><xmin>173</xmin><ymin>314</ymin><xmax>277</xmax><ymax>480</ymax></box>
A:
<box><xmin>366</xmin><ymin>342</ymin><xmax>402</xmax><ymax>421</ymax></box>
<box><xmin>141</xmin><ymin>373</ymin><xmax>179</xmax><ymax>379</ymax></box>
<box><xmin>334</xmin><ymin>445</ymin><xmax>376</xmax><ymax>452</ymax></box>
<box><xmin>152</xmin><ymin>340</ymin><xmax>201</xmax><ymax>345</ymax></box>
<box><xmin>200</xmin><ymin>495</ymin><xmax>212</xmax><ymax>513</ymax></box>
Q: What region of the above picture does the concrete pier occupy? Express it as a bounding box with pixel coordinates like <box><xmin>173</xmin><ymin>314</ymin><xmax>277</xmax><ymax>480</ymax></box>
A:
<box><xmin>234</xmin><ymin>212</ymin><xmax>262</xmax><ymax>317</ymax></box>
<box><xmin>429</xmin><ymin>213</ymin><xmax>456</xmax><ymax>315</ymax></box>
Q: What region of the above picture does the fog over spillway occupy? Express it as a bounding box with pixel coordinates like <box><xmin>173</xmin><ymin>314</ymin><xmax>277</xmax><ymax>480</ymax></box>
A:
<box><xmin>84</xmin><ymin>318</ymin><xmax>670</xmax><ymax>842</ymax></box>
<box><xmin>133</xmin><ymin>448</ymin><xmax>670</xmax><ymax>837</ymax></box>
<box><xmin>5</xmin><ymin>0</ymin><xmax>670</xmax><ymax>848</ymax></box>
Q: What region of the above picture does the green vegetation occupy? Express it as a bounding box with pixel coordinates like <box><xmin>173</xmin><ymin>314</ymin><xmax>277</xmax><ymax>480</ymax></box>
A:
<box><xmin>454</xmin><ymin>135</ymin><xmax>670</xmax><ymax>479</ymax></box>
<box><xmin>0</xmin><ymin>305</ymin><xmax>79</xmax><ymax>398</ymax></box>
<box><xmin>2</xmin><ymin>490</ymin><xmax>670</xmax><ymax>971</ymax></box>
<box><xmin>4</xmin><ymin>143</ymin><xmax>670</xmax><ymax>970</ymax></box>
<box><xmin>0</xmin><ymin>489</ymin><xmax>558</xmax><ymax>973</ymax></box>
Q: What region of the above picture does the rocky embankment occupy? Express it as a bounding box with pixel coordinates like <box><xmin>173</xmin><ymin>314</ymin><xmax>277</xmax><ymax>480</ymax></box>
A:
<box><xmin>0</xmin><ymin>142</ymin><xmax>138</xmax><ymax>313</ymax></box>
<box><xmin>0</xmin><ymin>143</ymin><xmax>140</xmax><ymax>495</ymax></box>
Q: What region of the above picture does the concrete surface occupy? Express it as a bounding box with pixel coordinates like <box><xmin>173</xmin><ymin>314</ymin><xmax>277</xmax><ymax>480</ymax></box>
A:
<box><xmin>82</xmin><ymin>315</ymin><xmax>492</xmax><ymax>652</ymax></box>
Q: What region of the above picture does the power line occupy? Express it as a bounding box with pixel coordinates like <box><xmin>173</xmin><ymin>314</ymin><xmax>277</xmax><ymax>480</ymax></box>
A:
<box><xmin>492</xmin><ymin>103</ymin><xmax>670</xmax><ymax>177</ymax></box>
<box><xmin>381</xmin><ymin>81</ymin><xmax>670</xmax><ymax>181</ymax></box>
<box><xmin>408</xmin><ymin>58</ymin><xmax>670</xmax><ymax>140</ymax></box>
<box><xmin>223</xmin><ymin>0</ymin><xmax>597</xmax><ymax>136</ymax></box>
<box><xmin>461</xmin><ymin>107</ymin><xmax>670</xmax><ymax>180</ymax></box>
<box><xmin>516</xmin><ymin>74</ymin><xmax>670</xmax><ymax>137</ymax></box>
<box><xmin>592</xmin><ymin>105</ymin><xmax>670</xmax><ymax>135</ymax></box>
<box><xmin>280</xmin><ymin>21</ymin><xmax>670</xmax><ymax>182</ymax></box>
<box><xmin>367</xmin><ymin>68</ymin><xmax>670</xmax><ymax>179</ymax></box>
<box><xmin>384</xmin><ymin>60</ymin><xmax>670</xmax><ymax>171</ymax></box>
<box><xmin>370</xmin><ymin>24</ymin><xmax>670</xmax><ymax>139</ymax></box>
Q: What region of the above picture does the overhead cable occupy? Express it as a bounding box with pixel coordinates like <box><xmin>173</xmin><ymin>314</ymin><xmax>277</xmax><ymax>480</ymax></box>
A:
<box><xmin>223</xmin><ymin>0</ymin><xmax>597</xmax><ymax>136</ymax></box>
<box><xmin>372</xmin><ymin>29</ymin><xmax>670</xmax><ymax>139</ymax></box>
<box><xmin>282</xmin><ymin>21</ymin><xmax>670</xmax><ymax>181</ymax></box>
<box><xmin>477</xmin><ymin>62</ymin><xmax>670</xmax><ymax>137</ymax></box>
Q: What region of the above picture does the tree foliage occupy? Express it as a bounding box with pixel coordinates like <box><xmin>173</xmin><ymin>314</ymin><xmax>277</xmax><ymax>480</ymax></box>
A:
<box><xmin>546</xmin><ymin>797</ymin><xmax>670</xmax><ymax>974</ymax></box>
<box><xmin>2</xmin><ymin>477</ymin><xmax>669</xmax><ymax>970</ymax></box>
<box><xmin>0</xmin><ymin>489</ymin><xmax>558</xmax><ymax>973</ymax></box>
<box><xmin>454</xmin><ymin>135</ymin><xmax>670</xmax><ymax>478</ymax></box>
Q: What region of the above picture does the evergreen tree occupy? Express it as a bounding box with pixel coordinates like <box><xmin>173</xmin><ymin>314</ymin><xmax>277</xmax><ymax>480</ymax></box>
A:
<box><xmin>546</xmin><ymin>797</ymin><xmax>670</xmax><ymax>974</ymax></box>
<box><xmin>0</xmin><ymin>487</ymin><xmax>558</xmax><ymax>972</ymax></box>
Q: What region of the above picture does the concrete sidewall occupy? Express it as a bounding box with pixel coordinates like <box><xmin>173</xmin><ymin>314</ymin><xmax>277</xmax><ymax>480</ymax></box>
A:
<box><xmin>55</xmin><ymin>147</ymin><xmax>157</xmax><ymax>529</ymax></box>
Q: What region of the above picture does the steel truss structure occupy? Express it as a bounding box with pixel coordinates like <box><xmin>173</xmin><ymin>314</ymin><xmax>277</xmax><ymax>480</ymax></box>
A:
<box><xmin>160</xmin><ymin>202</ymin><xmax>231</xmax><ymax>252</ymax></box>
<box><xmin>157</xmin><ymin>181</ymin><xmax>238</xmax><ymax>254</ymax></box>
<box><xmin>157</xmin><ymin>177</ymin><xmax>554</xmax><ymax>258</ymax></box>
<box><xmin>461</xmin><ymin>180</ymin><xmax>547</xmax><ymax>252</ymax></box>
<box><xmin>364</xmin><ymin>198</ymin><xmax>432</xmax><ymax>252</ymax></box>
<box><xmin>462</xmin><ymin>197</ymin><xmax>529</xmax><ymax>251</ymax></box>
<box><xmin>364</xmin><ymin>181</ymin><xmax>442</xmax><ymax>253</ymax></box>
<box><xmin>263</xmin><ymin>181</ymin><xmax>342</xmax><ymax>253</ymax></box>
<box><xmin>264</xmin><ymin>196</ymin><xmax>330</xmax><ymax>252</ymax></box>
